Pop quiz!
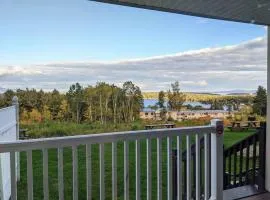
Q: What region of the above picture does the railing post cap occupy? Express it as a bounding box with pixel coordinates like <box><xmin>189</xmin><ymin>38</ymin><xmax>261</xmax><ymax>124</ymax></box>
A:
<box><xmin>12</xmin><ymin>96</ymin><xmax>19</xmax><ymax>104</ymax></box>
<box><xmin>210</xmin><ymin>118</ymin><xmax>223</xmax><ymax>126</ymax></box>
<box><xmin>211</xmin><ymin>119</ymin><xmax>224</xmax><ymax>135</ymax></box>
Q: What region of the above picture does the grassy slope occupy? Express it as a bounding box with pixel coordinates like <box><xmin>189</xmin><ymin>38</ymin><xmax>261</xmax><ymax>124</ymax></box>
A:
<box><xmin>20</xmin><ymin>121</ymin><xmax>145</xmax><ymax>138</ymax></box>
<box><xmin>17</xmin><ymin>128</ymin><xmax>255</xmax><ymax>200</ymax></box>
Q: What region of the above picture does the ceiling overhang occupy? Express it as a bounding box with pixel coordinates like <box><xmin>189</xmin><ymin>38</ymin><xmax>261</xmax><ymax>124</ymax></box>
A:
<box><xmin>92</xmin><ymin>0</ymin><xmax>270</xmax><ymax>26</ymax></box>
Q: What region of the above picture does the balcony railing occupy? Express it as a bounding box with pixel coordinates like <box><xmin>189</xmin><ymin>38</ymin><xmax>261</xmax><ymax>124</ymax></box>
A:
<box><xmin>0</xmin><ymin>98</ymin><xmax>224</xmax><ymax>200</ymax></box>
<box><xmin>223</xmin><ymin>123</ymin><xmax>266</xmax><ymax>190</ymax></box>
<box><xmin>0</xmin><ymin>120</ymin><xmax>224</xmax><ymax>200</ymax></box>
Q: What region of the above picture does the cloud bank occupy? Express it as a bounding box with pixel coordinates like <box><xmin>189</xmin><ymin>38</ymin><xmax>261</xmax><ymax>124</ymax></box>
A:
<box><xmin>0</xmin><ymin>37</ymin><xmax>266</xmax><ymax>92</ymax></box>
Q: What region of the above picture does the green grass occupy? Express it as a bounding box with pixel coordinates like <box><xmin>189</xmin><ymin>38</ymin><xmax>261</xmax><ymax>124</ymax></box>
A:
<box><xmin>223</xmin><ymin>128</ymin><xmax>255</xmax><ymax>148</ymax></box>
<box><xmin>17</xmin><ymin>127</ymin><xmax>256</xmax><ymax>200</ymax></box>
<box><xmin>21</xmin><ymin>121</ymin><xmax>145</xmax><ymax>138</ymax></box>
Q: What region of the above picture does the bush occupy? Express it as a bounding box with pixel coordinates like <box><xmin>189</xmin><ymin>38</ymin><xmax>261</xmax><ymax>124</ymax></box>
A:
<box><xmin>131</xmin><ymin>124</ymin><xmax>139</xmax><ymax>130</ymax></box>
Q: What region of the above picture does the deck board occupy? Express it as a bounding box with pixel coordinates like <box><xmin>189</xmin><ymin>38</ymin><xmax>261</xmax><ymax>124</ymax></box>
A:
<box><xmin>223</xmin><ymin>185</ymin><xmax>265</xmax><ymax>200</ymax></box>
<box><xmin>239</xmin><ymin>192</ymin><xmax>270</xmax><ymax>200</ymax></box>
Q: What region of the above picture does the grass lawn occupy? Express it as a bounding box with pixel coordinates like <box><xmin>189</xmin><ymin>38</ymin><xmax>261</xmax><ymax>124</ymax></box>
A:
<box><xmin>17</xmin><ymin>128</ymin><xmax>256</xmax><ymax>200</ymax></box>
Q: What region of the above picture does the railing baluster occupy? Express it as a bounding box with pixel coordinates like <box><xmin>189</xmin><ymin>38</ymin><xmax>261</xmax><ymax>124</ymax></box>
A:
<box><xmin>147</xmin><ymin>138</ymin><xmax>152</xmax><ymax>200</ymax></box>
<box><xmin>177</xmin><ymin>136</ymin><xmax>182</xmax><ymax>200</ymax></box>
<box><xmin>73</xmin><ymin>146</ymin><xmax>78</xmax><ymax>200</ymax></box>
<box><xmin>136</xmin><ymin>139</ymin><xmax>141</xmax><ymax>200</ymax></box>
<box><xmin>228</xmin><ymin>149</ymin><xmax>232</xmax><ymax>188</ymax></box>
<box><xmin>186</xmin><ymin>135</ymin><xmax>191</xmax><ymax>200</ymax></box>
<box><xmin>204</xmin><ymin>134</ymin><xmax>209</xmax><ymax>200</ymax></box>
<box><xmin>124</xmin><ymin>141</ymin><xmax>129</xmax><ymax>200</ymax></box>
<box><xmin>10</xmin><ymin>151</ymin><xmax>17</xmax><ymax>200</ymax></box>
<box><xmin>183</xmin><ymin>160</ymin><xmax>187</xmax><ymax>198</ymax></box>
<box><xmin>27</xmin><ymin>150</ymin><xmax>33</xmax><ymax>200</ymax></box>
<box><xmin>86</xmin><ymin>144</ymin><xmax>92</xmax><ymax>200</ymax></box>
<box><xmin>245</xmin><ymin>139</ymin><xmax>250</xmax><ymax>185</ymax></box>
<box><xmin>193</xmin><ymin>154</ymin><xmax>196</xmax><ymax>198</ymax></box>
<box><xmin>223</xmin><ymin>152</ymin><xmax>226</xmax><ymax>188</ymax></box>
<box><xmin>58</xmin><ymin>148</ymin><xmax>64</xmax><ymax>200</ymax></box>
<box><xmin>43</xmin><ymin>149</ymin><xmax>49</xmax><ymax>200</ymax></box>
<box><xmin>112</xmin><ymin>142</ymin><xmax>117</xmax><ymax>200</ymax></box>
<box><xmin>167</xmin><ymin>137</ymin><xmax>172</xmax><ymax>200</ymax></box>
<box><xmin>157</xmin><ymin>138</ymin><xmax>162</xmax><ymax>200</ymax></box>
<box><xmin>233</xmin><ymin>146</ymin><xmax>237</xmax><ymax>186</ymax></box>
<box><xmin>200</xmin><ymin>149</ymin><xmax>203</xmax><ymax>192</ymax></box>
<box><xmin>239</xmin><ymin>143</ymin><xmax>243</xmax><ymax>186</ymax></box>
<box><xmin>252</xmin><ymin>136</ymin><xmax>257</xmax><ymax>184</ymax></box>
<box><xmin>195</xmin><ymin>134</ymin><xmax>200</xmax><ymax>200</ymax></box>
<box><xmin>99</xmin><ymin>143</ymin><xmax>105</xmax><ymax>200</ymax></box>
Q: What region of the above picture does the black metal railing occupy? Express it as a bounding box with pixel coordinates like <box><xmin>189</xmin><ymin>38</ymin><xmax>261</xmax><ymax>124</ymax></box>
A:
<box><xmin>172</xmin><ymin>122</ymin><xmax>266</xmax><ymax>199</ymax></box>
<box><xmin>223</xmin><ymin>122</ymin><xmax>266</xmax><ymax>190</ymax></box>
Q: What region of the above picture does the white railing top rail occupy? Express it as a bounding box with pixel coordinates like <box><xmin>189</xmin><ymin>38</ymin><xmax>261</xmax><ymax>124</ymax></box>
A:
<box><xmin>0</xmin><ymin>105</ymin><xmax>15</xmax><ymax>112</ymax></box>
<box><xmin>0</xmin><ymin>125</ymin><xmax>215</xmax><ymax>153</ymax></box>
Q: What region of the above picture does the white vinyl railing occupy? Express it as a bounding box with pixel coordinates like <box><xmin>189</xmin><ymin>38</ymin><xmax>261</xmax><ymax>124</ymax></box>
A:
<box><xmin>0</xmin><ymin>97</ymin><xmax>20</xmax><ymax>200</ymax></box>
<box><xmin>0</xmin><ymin>119</ymin><xmax>224</xmax><ymax>200</ymax></box>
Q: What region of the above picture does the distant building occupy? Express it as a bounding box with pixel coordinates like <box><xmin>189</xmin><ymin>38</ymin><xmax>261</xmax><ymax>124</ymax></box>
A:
<box><xmin>170</xmin><ymin>110</ymin><xmax>231</xmax><ymax>121</ymax></box>
<box><xmin>140</xmin><ymin>109</ymin><xmax>231</xmax><ymax>121</ymax></box>
<box><xmin>140</xmin><ymin>108</ymin><xmax>161</xmax><ymax>120</ymax></box>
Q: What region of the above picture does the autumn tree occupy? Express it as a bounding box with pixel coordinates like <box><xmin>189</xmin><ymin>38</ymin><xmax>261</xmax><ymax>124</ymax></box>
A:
<box><xmin>48</xmin><ymin>89</ymin><xmax>62</xmax><ymax>120</ymax></box>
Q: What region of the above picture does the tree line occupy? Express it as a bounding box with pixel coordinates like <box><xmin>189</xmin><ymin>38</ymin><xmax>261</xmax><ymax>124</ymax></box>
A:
<box><xmin>155</xmin><ymin>83</ymin><xmax>266</xmax><ymax>117</ymax></box>
<box><xmin>0</xmin><ymin>81</ymin><xmax>143</xmax><ymax>124</ymax></box>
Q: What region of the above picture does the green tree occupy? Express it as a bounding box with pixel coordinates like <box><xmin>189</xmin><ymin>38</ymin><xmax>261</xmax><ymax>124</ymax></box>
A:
<box><xmin>66</xmin><ymin>83</ymin><xmax>84</xmax><ymax>123</ymax></box>
<box><xmin>48</xmin><ymin>89</ymin><xmax>62</xmax><ymax>120</ymax></box>
<box><xmin>253</xmin><ymin>86</ymin><xmax>267</xmax><ymax>116</ymax></box>
<box><xmin>157</xmin><ymin>91</ymin><xmax>165</xmax><ymax>109</ymax></box>
<box><xmin>210</xmin><ymin>100</ymin><xmax>223</xmax><ymax>110</ymax></box>
<box><xmin>167</xmin><ymin>81</ymin><xmax>186</xmax><ymax>111</ymax></box>
<box><xmin>122</xmin><ymin>81</ymin><xmax>143</xmax><ymax>122</ymax></box>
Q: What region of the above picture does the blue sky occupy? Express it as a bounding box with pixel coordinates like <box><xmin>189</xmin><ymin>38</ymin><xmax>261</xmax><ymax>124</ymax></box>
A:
<box><xmin>0</xmin><ymin>0</ymin><xmax>267</xmax><ymax>92</ymax></box>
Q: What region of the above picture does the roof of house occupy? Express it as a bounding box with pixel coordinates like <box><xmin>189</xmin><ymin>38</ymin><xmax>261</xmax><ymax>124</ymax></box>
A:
<box><xmin>176</xmin><ymin>110</ymin><xmax>229</xmax><ymax>115</ymax></box>
<box><xmin>93</xmin><ymin>0</ymin><xmax>270</xmax><ymax>25</ymax></box>
<box><xmin>141</xmin><ymin>108</ymin><xmax>155</xmax><ymax>112</ymax></box>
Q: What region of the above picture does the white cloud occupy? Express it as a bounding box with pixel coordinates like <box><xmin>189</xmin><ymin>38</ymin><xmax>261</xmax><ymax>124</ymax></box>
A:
<box><xmin>0</xmin><ymin>66</ymin><xmax>42</xmax><ymax>77</ymax></box>
<box><xmin>0</xmin><ymin>37</ymin><xmax>266</xmax><ymax>92</ymax></box>
<box><xmin>180</xmin><ymin>80</ymin><xmax>208</xmax><ymax>86</ymax></box>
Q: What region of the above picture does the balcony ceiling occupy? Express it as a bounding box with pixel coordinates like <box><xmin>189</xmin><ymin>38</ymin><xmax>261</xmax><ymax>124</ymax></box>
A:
<box><xmin>92</xmin><ymin>0</ymin><xmax>270</xmax><ymax>26</ymax></box>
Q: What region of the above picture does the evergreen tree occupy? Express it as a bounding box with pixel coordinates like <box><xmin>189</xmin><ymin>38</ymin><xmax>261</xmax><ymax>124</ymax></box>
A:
<box><xmin>157</xmin><ymin>91</ymin><xmax>165</xmax><ymax>108</ymax></box>
<box><xmin>167</xmin><ymin>81</ymin><xmax>186</xmax><ymax>111</ymax></box>
<box><xmin>253</xmin><ymin>86</ymin><xmax>266</xmax><ymax>116</ymax></box>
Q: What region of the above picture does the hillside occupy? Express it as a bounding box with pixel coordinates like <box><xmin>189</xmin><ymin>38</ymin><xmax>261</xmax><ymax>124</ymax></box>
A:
<box><xmin>142</xmin><ymin>92</ymin><xmax>254</xmax><ymax>102</ymax></box>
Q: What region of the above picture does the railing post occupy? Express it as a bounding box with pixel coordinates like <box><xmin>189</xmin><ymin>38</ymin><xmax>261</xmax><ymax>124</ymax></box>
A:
<box><xmin>12</xmin><ymin>96</ymin><xmax>20</xmax><ymax>181</ymax></box>
<box><xmin>258</xmin><ymin>122</ymin><xmax>266</xmax><ymax>190</ymax></box>
<box><xmin>210</xmin><ymin>119</ymin><xmax>223</xmax><ymax>200</ymax></box>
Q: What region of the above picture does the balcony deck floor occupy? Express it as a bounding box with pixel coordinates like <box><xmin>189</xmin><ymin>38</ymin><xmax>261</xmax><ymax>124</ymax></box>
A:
<box><xmin>240</xmin><ymin>192</ymin><xmax>270</xmax><ymax>200</ymax></box>
<box><xmin>223</xmin><ymin>185</ymin><xmax>267</xmax><ymax>200</ymax></box>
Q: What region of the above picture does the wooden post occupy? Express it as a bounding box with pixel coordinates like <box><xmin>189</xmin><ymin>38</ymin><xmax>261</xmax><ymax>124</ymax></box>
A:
<box><xmin>12</xmin><ymin>96</ymin><xmax>20</xmax><ymax>181</ymax></box>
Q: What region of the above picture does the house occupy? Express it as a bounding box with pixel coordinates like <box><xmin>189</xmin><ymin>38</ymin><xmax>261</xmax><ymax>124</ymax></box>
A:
<box><xmin>140</xmin><ymin>108</ymin><xmax>161</xmax><ymax>120</ymax></box>
<box><xmin>140</xmin><ymin>109</ymin><xmax>231</xmax><ymax>121</ymax></box>
<box><xmin>173</xmin><ymin>110</ymin><xmax>231</xmax><ymax>121</ymax></box>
